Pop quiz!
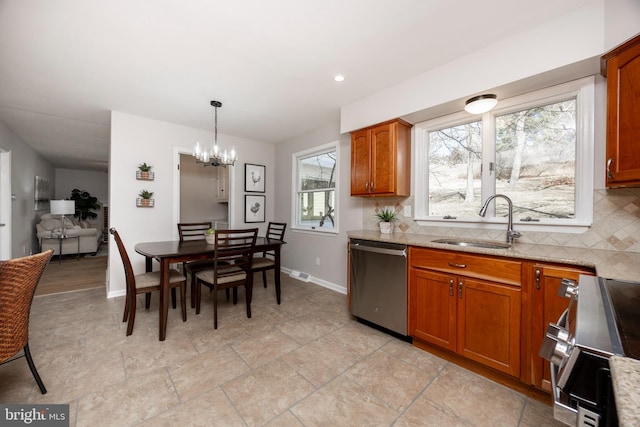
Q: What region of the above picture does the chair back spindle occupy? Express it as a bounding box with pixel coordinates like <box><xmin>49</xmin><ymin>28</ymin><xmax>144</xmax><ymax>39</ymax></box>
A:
<box><xmin>178</xmin><ymin>222</ymin><xmax>212</xmax><ymax>241</ymax></box>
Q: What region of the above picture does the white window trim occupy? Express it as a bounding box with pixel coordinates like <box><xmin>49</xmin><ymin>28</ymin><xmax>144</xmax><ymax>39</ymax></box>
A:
<box><xmin>290</xmin><ymin>141</ymin><xmax>339</xmax><ymax>235</ymax></box>
<box><xmin>413</xmin><ymin>77</ymin><xmax>594</xmax><ymax>234</ymax></box>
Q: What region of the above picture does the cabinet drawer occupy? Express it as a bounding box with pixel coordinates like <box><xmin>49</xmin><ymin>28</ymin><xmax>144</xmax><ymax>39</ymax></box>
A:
<box><xmin>409</xmin><ymin>247</ymin><xmax>521</xmax><ymax>286</ymax></box>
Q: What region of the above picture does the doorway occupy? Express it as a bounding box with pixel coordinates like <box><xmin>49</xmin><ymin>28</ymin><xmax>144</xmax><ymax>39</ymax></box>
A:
<box><xmin>178</xmin><ymin>153</ymin><xmax>229</xmax><ymax>229</ymax></box>
<box><xmin>0</xmin><ymin>149</ymin><xmax>11</xmax><ymax>259</ymax></box>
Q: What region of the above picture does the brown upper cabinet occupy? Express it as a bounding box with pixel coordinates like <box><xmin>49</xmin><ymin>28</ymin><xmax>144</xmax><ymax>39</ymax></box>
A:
<box><xmin>350</xmin><ymin>119</ymin><xmax>411</xmax><ymax>196</ymax></box>
<box><xmin>602</xmin><ymin>33</ymin><xmax>640</xmax><ymax>188</ymax></box>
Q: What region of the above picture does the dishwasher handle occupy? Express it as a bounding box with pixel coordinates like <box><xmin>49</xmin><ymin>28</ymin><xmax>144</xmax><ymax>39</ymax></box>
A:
<box><xmin>351</xmin><ymin>243</ymin><xmax>406</xmax><ymax>257</ymax></box>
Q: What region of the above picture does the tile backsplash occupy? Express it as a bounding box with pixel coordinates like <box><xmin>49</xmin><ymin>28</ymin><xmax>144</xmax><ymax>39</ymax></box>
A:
<box><xmin>363</xmin><ymin>188</ymin><xmax>640</xmax><ymax>254</ymax></box>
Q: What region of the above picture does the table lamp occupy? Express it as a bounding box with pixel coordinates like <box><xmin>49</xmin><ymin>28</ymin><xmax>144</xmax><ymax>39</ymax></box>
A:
<box><xmin>50</xmin><ymin>200</ymin><xmax>76</xmax><ymax>237</ymax></box>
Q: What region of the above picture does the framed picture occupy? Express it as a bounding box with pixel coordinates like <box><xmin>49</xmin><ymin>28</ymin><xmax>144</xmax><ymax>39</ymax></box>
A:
<box><xmin>245</xmin><ymin>163</ymin><xmax>265</xmax><ymax>193</ymax></box>
<box><xmin>245</xmin><ymin>195</ymin><xmax>265</xmax><ymax>223</ymax></box>
<box><xmin>34</xmin><ymin>176</ymin><xmax>50</xmax><ymax>211</ymax></box>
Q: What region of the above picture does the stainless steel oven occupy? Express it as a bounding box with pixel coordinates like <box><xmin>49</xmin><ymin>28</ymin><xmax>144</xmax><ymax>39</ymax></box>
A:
<box><xmin>540</xmin><ymin>275</ymin><xmax>640</xmax><ymax>427</ymax></box>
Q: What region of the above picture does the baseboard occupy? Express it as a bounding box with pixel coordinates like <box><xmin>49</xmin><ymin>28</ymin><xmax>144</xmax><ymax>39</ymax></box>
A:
<box><xmin>280</xmin><ymin>267</ymin><xmax>346</xmax><ymax>295</ymax></box>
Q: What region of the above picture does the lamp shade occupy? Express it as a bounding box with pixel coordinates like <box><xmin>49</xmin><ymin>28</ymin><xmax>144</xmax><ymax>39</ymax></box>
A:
<box><xmin>50</xmin><ymin>200</ymin><xmax>75</xmax><ymax>215</ymax></box>
<box><xmin>464</xmin><ymin>94</ymin><xmax>498</xmax><ymax>114</ymax></box>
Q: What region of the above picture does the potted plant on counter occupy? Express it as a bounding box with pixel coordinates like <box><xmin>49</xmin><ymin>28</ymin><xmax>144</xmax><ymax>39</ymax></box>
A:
<box><xmin>375</xmin><ymin>207</ymin><xmax>398</xmax><ymax>234</ymax></box>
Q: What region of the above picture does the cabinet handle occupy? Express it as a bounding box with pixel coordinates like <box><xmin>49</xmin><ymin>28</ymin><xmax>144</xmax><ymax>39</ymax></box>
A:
<box><xmin>449</xmin><ymin>279</ymin><xmax>454</xmax><ymax>296</ymax></box>
<box><xmin>365</xmin><ymin>181</ymin><xmax>369</xmax><ymax>191</ymax></box>
<box><xmin>607</xmin><ymin>158</ymin><xmax>614</xmax><ymax>179</ymax></box>
<box><xmin>448</xmin><ymin>262</ymin><xmax>467</xmax><ymax>269</ymax></box>
<box><xmin>459</xmin><ymin>280</ymin><xmax>463</xmax><ymax>299</ymax></box>
<box><xmin>535</xmin><ymin>268</ymin><xmax>541</xmax><ymax>290</ymax></box>
<box><xmin>370</xmin><ymin>181</ymin><xmax>374</xmax><ymax>192</ymax></box>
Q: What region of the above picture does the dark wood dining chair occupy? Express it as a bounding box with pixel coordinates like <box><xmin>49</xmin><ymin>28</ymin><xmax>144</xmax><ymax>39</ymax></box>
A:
<box><xmin>178</xmin><ymin>221</ymin><xmax>213</xmax><ymax>241</ymax></box>
<box><xmin>194</xmin><ymin>228</ymin><xmax>258</xmax><ymax>329</ymax></box>
<box><xmin>0</xmin><ymin>249</ymin><xmax>54</xmax><ymax>394</ymax></box>
<box><xmin>177</xmin><ymin>222</ymin><xmax>218</xmax><ymax>308</ymax></box>
<box><xmin>110</xmin><ymin>228</ymin><xmax>187</xmax><ymax>336</ymax></box>
<box><xmin>252</xmin><ymin>222</ymin><xmax>286</xmax><ymax>288</ymax></box>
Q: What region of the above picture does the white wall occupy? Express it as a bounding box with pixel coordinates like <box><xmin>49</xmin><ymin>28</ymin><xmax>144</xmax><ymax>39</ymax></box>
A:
<box><xmin>108</xmin><ymin>111</ymin><xmax>274</xmax><ymax>297</ymax></box>
<box><xmin>604</xmin><ymin>0</ymin><xmax>640</xmax><ymax>49</ymax></box>
<box><xmin>341</xmin><ymin>2</ymin><xmax>640</xmax><ymax>132</ymax></box>
<box><xmin>341</xmin><ymin>3</ymin><xmax>607</xmax><ymax>132</ymax></box>
<box><xmin>274</xmin><ymin>122</ymin><xmax>361</xmax><ymax>292</ymax></box>
<box><xmin>0</xmin><ymin>120</ymin><xmax>55</xmax><ymax>258</ymax></box>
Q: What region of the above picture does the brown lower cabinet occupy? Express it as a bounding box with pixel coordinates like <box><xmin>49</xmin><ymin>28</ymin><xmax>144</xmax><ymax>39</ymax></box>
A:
<box><xmin>529</xmin><ymin>263</ymin><xmax>595</xmax><ymax>391</ymax></box>
<box><xmin>408</xmin><ymin>246</ymin><xmax>596</xmax><ymax>389</ymax></box>
<box><xmin>409</xmin><ymin>248</ymin><xmax>522</xmax><ymax>377</ymax></box>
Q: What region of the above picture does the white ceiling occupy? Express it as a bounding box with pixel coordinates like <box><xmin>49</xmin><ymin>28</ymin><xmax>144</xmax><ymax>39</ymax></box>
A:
<box><xmin>0</xmin><ymin>0</ymin><xmax>595</xmax><ymax>171</ymax></box>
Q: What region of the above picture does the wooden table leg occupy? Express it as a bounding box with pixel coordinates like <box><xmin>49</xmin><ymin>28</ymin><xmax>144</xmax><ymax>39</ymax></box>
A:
<box><xmin>159</xmin><ymin>258</ymin><xmax>169</xmax><ymax>341</ymax></box>
<box><xmin>275</xmin><ymin>246</ymin><xmax>281</xmax><ymax>305</ymax></box>
<box><xmin>246</xmin><ymin>274</ymin><xmax>253</xmax><ymax>318</ymax></box>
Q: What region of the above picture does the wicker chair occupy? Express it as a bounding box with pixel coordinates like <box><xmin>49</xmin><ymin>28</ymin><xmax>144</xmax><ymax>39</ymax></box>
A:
<box><xmin>110</xmin><ymin>228</ymin><xmax>187</xmax><ymax>336</ymax></box>
<box><xmin>0</xmin><ymin>249</ymin><xmax>54</xmax><ymax>394</ymax></box>
<box><xmin>252</xmin><ymin>222</ymin><xmax>286</xmax><ymax>288</ymax></box>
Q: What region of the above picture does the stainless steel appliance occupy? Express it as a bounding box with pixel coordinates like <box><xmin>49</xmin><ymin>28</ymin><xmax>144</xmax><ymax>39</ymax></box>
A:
<box><xmin>540</xmin><ymin>275</ymin><xmax>640</xmax><ymax>427</ymax></box>
<box><xmin>349</xmin><ymin>239</ymin><xmax>408</xmax><ymax>336</ymax></box>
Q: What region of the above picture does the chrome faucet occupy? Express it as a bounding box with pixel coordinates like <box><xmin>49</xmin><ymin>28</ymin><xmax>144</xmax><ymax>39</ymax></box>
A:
<box><xmin>479</xmin><ymin>194</ymin><xmax>521</xmax><ymax>244</ymax></box>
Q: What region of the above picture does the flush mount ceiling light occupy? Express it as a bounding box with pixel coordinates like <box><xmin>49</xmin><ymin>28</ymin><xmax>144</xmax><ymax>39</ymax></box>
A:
<box><xmin>464</xmin><ymin>94</ymin><xmax>498</xmax><ymax>114</ymax></box>
<box><xmin>334</xmin><ymin>75</ymin><xmax>345</xmax><ymax>82</ymax></box>
<box><xmin>193</xmin><ymin>100</ymin><xmax>237</xmax><ymax>167</ymax></box>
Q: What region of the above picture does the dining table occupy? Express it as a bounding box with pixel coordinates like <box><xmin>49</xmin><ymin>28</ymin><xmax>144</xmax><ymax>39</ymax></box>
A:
<box><xmin>134</xmin><ymin>236</ymin><xmax>285</xmax><ymax>341</ymax></box>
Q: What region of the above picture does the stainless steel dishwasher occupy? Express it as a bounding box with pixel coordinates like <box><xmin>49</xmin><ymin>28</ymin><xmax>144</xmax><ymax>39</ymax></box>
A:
<box><xmin>349</xmin><ymin>238</ymin><xmax>408</xmax><ymax>336</ymax></box>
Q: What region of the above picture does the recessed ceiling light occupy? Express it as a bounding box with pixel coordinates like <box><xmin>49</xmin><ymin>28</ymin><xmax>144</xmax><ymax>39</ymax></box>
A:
<box><xmin>334</xmin><ymin>75</ymin><xmax>345</xmax><ymax>82</ymax></box>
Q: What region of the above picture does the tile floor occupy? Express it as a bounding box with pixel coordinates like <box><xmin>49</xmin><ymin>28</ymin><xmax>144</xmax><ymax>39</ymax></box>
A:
<box><xmin>0</xmin><ymin>272</ymin><xmax>564</xmax><ymax>426</ymax></box>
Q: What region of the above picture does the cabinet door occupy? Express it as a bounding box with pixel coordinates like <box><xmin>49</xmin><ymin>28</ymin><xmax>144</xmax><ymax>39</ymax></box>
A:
<box><xmin>350</xmin><ymin>129</ymin><xmax>371</xmax><ymax>195</ymax></box>
<box><xmin>458</xmin><ymin>277</ymin><xmax>521</xmax><ymax>377</ymax></box>
<box><xmin>605</xmin><ymin>36</ymin><xmax>640</xmax><ymax>187</ymax></box>
<box><xmin>531</xmin><ymin>265</ymin><xmax>594</xmax><ymax>391</ymax></box>
<box><xmin>409</xmin><ymin>268</ymin><xmax>457</xmax><ymax>352</ymax></box>
<box><xmin>217</xmin><ymin>166</ymin><xmax>229</xmax><ymax>202</ymax></box>
<box><xmin>370</xmin><ymin>122</ymin><xmax>395</xmax><ymax>195</ymax></box>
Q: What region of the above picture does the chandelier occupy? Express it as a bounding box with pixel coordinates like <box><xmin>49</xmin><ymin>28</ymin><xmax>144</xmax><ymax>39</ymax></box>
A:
<box><xmin>193</xmin><ymin>100</ymin><xmax>237</xmax><ymax>167</ymax></box>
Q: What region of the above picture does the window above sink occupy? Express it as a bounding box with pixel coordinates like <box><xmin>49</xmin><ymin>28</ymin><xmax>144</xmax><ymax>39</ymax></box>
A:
<box><xmin>412</xmin><ymin>77</ymin><xmax>595</xmax><ymax>234</ymax></box>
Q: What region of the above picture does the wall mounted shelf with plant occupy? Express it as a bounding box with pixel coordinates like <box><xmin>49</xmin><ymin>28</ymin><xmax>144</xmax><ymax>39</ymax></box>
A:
<box><xmin>136</xmin><ymin>190</ymin><xmax>155</xmax><ymax>208</ymax></box>
<box><xmin>136</xmin><ymin>163</ymin><xmax>154</xmax><ymax>180</ymax></box>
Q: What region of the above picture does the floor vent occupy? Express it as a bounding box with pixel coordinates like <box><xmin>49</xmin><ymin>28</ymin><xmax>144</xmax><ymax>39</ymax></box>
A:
<box><xmin>289</xmin><ymin>270</ymin><xmax>310</xmax><ymax>282</ymax></box>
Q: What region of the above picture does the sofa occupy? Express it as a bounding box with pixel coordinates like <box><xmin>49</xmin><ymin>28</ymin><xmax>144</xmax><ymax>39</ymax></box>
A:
<box><xmin>36</xmin><ymin>213</ymin><xmax>103</xmax><ymax>256</ymax></box>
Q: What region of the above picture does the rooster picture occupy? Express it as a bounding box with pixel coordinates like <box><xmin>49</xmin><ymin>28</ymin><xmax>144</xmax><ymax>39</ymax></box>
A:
<box><xmin>250</xmin><ymin>171</ymin><xmax>262</xmax><ymax>188</ymax></box>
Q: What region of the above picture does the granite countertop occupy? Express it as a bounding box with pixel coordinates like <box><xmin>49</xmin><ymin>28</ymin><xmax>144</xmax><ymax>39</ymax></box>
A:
<box><xmin>347</xmin><ymin>230</ymin><xmax>640</xmax><ymax>282</ymax></box>
<box><xmin>609</xmin><ymin>356</ymin><xmax>640</xmax><ymax>427</ymax></box>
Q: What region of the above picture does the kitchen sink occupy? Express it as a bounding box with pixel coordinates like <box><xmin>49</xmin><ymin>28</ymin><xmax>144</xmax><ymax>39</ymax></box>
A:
<box><xmin>431</xmin><ymin>238</ymin><xmax>512</xmax><ymax>250</ymax></box>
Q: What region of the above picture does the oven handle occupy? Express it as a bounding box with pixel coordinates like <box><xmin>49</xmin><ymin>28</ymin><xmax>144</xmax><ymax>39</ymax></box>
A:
<box><xmin>557</xmin><ymin>307</ymin><xmax>569</xmax><ymax>329</ymax></box>
<box><xmin>548</xmin><ymin>306</ymin><xmax>580</xmax><ymax>426</ymax></box>
<box><xmin>550</xmin><ymin>307</ymin><xmax>569</xmax><ymax>402</ymax></box>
